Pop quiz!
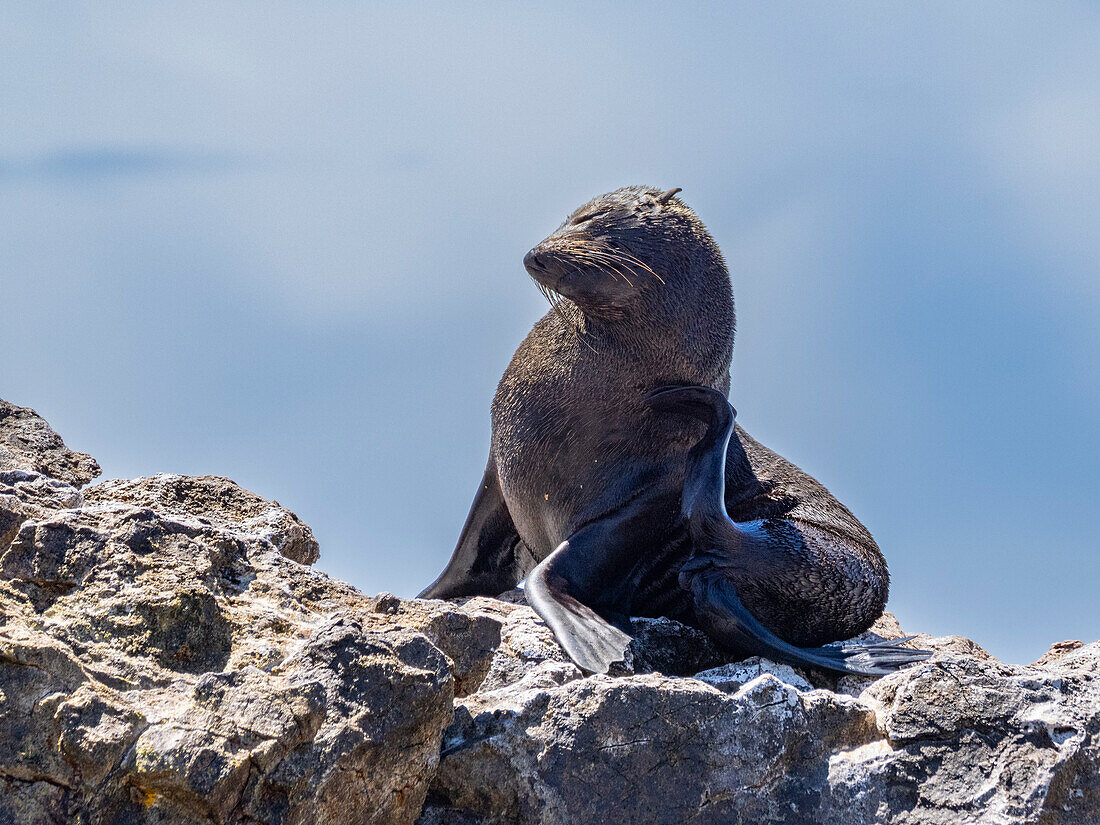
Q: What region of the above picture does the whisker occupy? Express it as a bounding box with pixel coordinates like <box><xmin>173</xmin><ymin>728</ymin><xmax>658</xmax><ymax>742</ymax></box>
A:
<box><xmin>591</xmin><ymin>245</ymin><xmax>664</xmax><ymax>285</ymax></box>
<box><xmin>615</xmin><ymin>250</ymin><xmax>665</xmax><ymax>284</ymax></box>
<box><xmin>574</xmin><ymin>249</ymin><xmax>638</xmax><ymax>288</ymax></box>
<box><xmin>562</xmin><ymin>246</ymin><xmax>634</xmax><ymax>288</ymax></box>
<box><xmin>580</xmin><ymin>255</ymin><xmax>621</xmax><ymax>283</ymax></box>
<box><xmin>541</xmin><ymin>252</ymin><xmax>598</xmax><ymax>354</ymax></box>
<box><xmin>572</xmin><ymin>242</ymin><xmax>664</xmax><ymax>288</ymax></box>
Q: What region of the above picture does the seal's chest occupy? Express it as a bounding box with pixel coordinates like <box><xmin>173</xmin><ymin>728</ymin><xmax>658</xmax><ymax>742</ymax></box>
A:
<box><xmin>491</xmin><ymin>392</ymin><xmax>639</xmax><ymax>545</ymax></box>
<box><xmin>495</xmin><ymin>406</ymin><xmax>611</xmax><ymax>493</ymax></box>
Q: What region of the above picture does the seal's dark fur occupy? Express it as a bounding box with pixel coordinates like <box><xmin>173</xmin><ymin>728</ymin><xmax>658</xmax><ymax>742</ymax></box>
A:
<box><xmin>422</xmin><ymin>186</ymin><xmax>915</xmax><ymax>673</ymax></box>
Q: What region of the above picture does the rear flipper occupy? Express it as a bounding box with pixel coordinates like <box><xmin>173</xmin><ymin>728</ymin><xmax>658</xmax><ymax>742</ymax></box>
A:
<box><xmin>646</xmin><ymin>384</ymin><xmax>933</xmax><ymax>677</ymax></box>
<box><xmin>681</xmin><ymin>551</ymin><xmax>932</xmax><ymax>676</ymax></box>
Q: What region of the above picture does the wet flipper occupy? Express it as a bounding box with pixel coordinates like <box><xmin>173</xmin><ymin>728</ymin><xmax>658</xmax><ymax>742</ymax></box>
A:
<box><xmin>681</xmin><ymin>552</ymin><xmax>932</xmax><ymax>676</ymax></box>
<box><xmin>526</xmin><ymin>541</ymin><xmax>633</xmax><ymax>674</ymax></box>
<box><xmin>646</xmin><ymin>385</ymin><xmax>735</xmax><ymax>530</ymax></box>
<box><xmin>419</xmin><ymin>456</ymin><xmax>526</xmax><ymax>600</ymax></box>
<box><xmin>523</xmin><ymin>486</ymin><xmax>670</xmax><ymax>674</ymax></box>
<box><xmin>647</xmin><ymin>384</ymin><xmax>933</xmax><ymax>677</ymax></box>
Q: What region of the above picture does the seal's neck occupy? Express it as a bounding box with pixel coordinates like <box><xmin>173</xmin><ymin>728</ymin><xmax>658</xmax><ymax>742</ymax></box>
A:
<box><xmin>560</xmin><ymin>259</ymin><xmax>736</xmax><ymax>388</ymax></box>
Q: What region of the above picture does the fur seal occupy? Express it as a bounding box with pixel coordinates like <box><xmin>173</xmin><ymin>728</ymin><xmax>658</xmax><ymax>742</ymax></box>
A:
<box><xmin>420</xmin><ymin>186</ymin><xmax>930</xmax><ymax>675</ymax></box>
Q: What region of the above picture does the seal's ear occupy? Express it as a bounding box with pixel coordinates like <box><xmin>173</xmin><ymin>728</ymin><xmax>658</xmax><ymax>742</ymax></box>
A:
<box><xmin>656</xmin><ymin>187</ymin><xmax>682</xmax><ymax>205</ymax></box>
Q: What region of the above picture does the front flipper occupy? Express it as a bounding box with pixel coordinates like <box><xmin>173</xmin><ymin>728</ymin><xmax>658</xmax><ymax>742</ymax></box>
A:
<box><xmin>419</xmin><ymin>455</ymin><xmax>526</xmax><ymax>599</ymax></box>
<box><xmin>524</xmin><ymin>486</ymin><xmax>672</xmax><ymax>674</ymax></box>
<box><xmin>682</xmin><ymin>552</ymin><xmax>932</xmax><ymax>676</ymax></box>
<box><xmin>526</xmin><ymin>542</ymin><xmax>633</xmax><ymax>674</ymax></box>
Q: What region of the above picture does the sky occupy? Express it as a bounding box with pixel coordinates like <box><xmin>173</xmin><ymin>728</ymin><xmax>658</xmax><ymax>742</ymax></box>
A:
<box><xmin>3</xmin><ymin>2</ymin><xmax>1097</xmax><ymax>664</ymax></box>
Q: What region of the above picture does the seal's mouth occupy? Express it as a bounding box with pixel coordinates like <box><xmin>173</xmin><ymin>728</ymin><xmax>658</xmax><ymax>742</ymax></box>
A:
<box><xmin>525</xmin><ymin>247</ymin><xmax>579</xmax><ymax>308</ymax></box>
<box><xmin>523</xmin><ymin>245</ymin><xmax>577</xmax><ymax>332</ymax></box>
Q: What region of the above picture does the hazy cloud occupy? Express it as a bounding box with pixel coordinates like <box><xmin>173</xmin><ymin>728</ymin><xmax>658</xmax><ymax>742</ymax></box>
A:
<box><xmin>0</xmin><ymin>147</ymin><xmax>243</xmax><ymax>182</ymax></box>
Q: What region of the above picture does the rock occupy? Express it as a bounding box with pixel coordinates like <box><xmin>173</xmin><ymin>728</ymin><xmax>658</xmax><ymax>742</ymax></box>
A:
<box><xmin>413</xmin><ymin>597</ymin><xmax>515</xmax><ymax>697</ymax></box>
<box><xmin>423</xmin><ymin>604</ymin><xmax>1100</xmax><ymax>823</ymax></box>
<box><xmin>431</xmin><ymin>672</ymin><xmax>879</xmax><ymax>825</ymax></box>
<box><xmin>629</xmin><ymin>615</ymin><xmax>728</xmax><ymax>675</ymax></box>
<box><xmin>832</xmin><ymin>650</ymin><xmax>1100</xmax><ymax>823</ymax></box>
<box><xmin>694</xmin><ymin>657</ymin><xmax>814</xmax><ymax>693</ymax></box>
<box><xmin>855</xmin><ymin>610</ymin><xmax>906</xmax><ymax>641</ymax></box>
<box><xmin>0</xmin><ymin>414</ymin><xmax>455</xmax><ymax>825</ymax></box>
<box><xmin>832</xmin><ymin>622</ymin><xmax>995</xmax><ymax>698</ymax></box>
<box><xmin>0</xmin><ymin>400</ymin><xmax>100</xmax><ymax>488</ymax></box>
<box><xmin>122</xmin><ymin>617</ymin><xmax>451</xmax><ymax>825</ymax></box>
<box><xmin>0</xmin><ymin>469</ymin><xmax>83</xmax><ymax>550</ymax></box>
<box><xmin>84</xmin><ymin>473</ymin><xmax>320</xmax><ymax>564</ymax></box>
<box><xmin>1044</xmin><ymin>641</ymin><xmax>1100</xmax><ymax>675</ymax></box>
<box><xmin>467</xmin><ymin>606</ymin><xmax>587</xmax><ymax>703</ymax></box>
<box><xmin>3</xmin><ymin>397</ymin><xmax>1100</xmax><ymax>825</ymax></box>
<box><xmin>904</xmin><ymin>633</ymin><xmax>995</xmax><ymax>661</ymax></box>
<box><xmin>428</xmin><ymin>646</ymin><xmax>1100</xmax><ymax>825</ymax></box>
<box><xmin>1033</xmin><ymin>640</ymin><xmax>1086</xmax><ymax>667</ymax></box>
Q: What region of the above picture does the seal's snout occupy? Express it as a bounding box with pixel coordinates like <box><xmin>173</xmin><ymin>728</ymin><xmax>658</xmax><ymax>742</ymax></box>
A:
<box><xmin>524</xmin><ymin>248</ymin><xmax>549</xmax><ymax>275</ymax></box>
<box><xmin>524</xmin><ymin>247</ymin><xmax>561</xmax><ymax>290</ymax></box>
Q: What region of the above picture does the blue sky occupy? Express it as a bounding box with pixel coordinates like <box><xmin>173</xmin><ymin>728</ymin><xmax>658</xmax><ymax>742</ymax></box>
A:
<box><xmin>3</xmin><ymin>3</ymin><xmax>1097</xmax><ymax>663</ymax></box>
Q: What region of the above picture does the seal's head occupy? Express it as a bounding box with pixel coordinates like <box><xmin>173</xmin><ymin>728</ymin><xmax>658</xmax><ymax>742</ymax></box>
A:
<box><xmin>523</xmin><ymin>186</ymin><xmax>731</xmax><ymax>334</ymax></box>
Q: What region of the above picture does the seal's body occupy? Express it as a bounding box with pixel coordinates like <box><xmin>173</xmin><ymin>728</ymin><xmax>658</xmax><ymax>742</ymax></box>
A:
<box><xmin>421</xmin><ymin>187</ymin><xmax>929</xmax><ymax>675</ymax></box>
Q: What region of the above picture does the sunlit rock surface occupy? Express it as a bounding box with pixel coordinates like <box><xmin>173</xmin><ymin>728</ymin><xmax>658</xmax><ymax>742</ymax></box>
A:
<box><xmin>1</xmin><ymin>398</ymin><xmax>1097</xmax><ymax>825</ymax></box>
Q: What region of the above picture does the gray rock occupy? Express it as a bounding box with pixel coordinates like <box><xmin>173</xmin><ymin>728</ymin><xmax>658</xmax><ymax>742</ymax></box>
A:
<box><xmin>475</xmin><ymin>604</ymin><xmax>585</xmax><ymax>695</ymax></box>
<box><xmin>826</xmin><ymin>650</ymin><xmax>1100</xmax><ymax>824</ymax></box>
<box><xmin>385</xmin><ymin>594</ymin><xmax>517</xmax><ymax>697</ymax></box>
<box><xmin>429</xmin><ymin>647</ymin><xmax>1100</xmax><ymax>824</ymax></box>
<box><xmin>0</xmin><ymin>400</ymin><xmax>100</xmax><ymax>487</ymax></box>
<box><xmin>3</xmin><ymin>399</ymin><xmax>1099</xmax><ymax>825</ymax></box>
<box><xmin>124</xmin><ymin>617</ymin><xmax>452</xmax><ymax>825</ymax></box>
<box><xmin>0</xmin><ymin>466</ymin><xmax>453</xmax><ymax>824</ymax></box>
<box><xmin>629</xmin><ymin>615</ymin><xmax>727</xmax><ymax>675</ymax></box>
<box><xmin>0</xmin><ymin>469</ymin><xmax>83</xmax><ymax>550</ymax></box>
<box><xmin>433</xmin><ymin>672</ymin><xmax>879</xmax><ymax>825</ymax></box>
<box><xmin>1033</xmin><ymin>639</ymin><xmax>1086</xmax><ymax>666</ymax></box>
<box><xmin>85</xmin><ymin>473</ymin><xmax>320</xmax><ymax>564</ymax></box>
<box><xmin>694</xmin><ymin>657</ymin><xmax>814</xmax><ymax>693</ymax></box>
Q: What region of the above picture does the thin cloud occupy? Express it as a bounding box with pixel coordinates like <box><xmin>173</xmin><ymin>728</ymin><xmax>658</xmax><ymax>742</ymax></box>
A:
<box><xmin>0</xmin><ymin>147</ymin><xmax>244</xmax><ymax>183</ymax></box>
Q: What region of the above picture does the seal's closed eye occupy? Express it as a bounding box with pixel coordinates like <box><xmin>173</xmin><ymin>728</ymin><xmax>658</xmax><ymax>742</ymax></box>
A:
<box><xmin>572</xmin><ymin>208</ymin><xmax>609</xmax><ymax>224</ymax></box>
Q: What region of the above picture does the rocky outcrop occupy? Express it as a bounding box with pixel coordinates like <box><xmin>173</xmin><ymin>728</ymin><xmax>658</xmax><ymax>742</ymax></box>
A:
<box><xmin>0</xmin><ymin>400</ymin><xmax>100</xmax><ymax>488</ymax></box>
<box><xmin>0</xmin><ymin>404</ymin><xmax>457</xmax><ymax>824</ymax></box>
<box><xmin>0</xmin><ymin>401</ymin><xmax>99</xmax><ymax>555</ymax></box>
<box><xmin>83</xmin><ymin>474</ymin><xmax>321</xmax><ymax>565</ymax></box>
<box><xmin>425</xmin><ymin>627</ymin><xmax>1100</xmax><ymax>825</ymax></box>
<box><xmin>1</xmin><ymin>398</ymin><xmax>1098</xmax><ymax>825</ymax></box>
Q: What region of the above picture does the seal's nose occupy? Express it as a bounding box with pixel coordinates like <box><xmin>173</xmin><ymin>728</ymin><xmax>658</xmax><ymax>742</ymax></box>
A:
<box><xmin>523</xmin><ymin>248</ymin><xmax>546</xmax><ymax>274</ymax></box>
